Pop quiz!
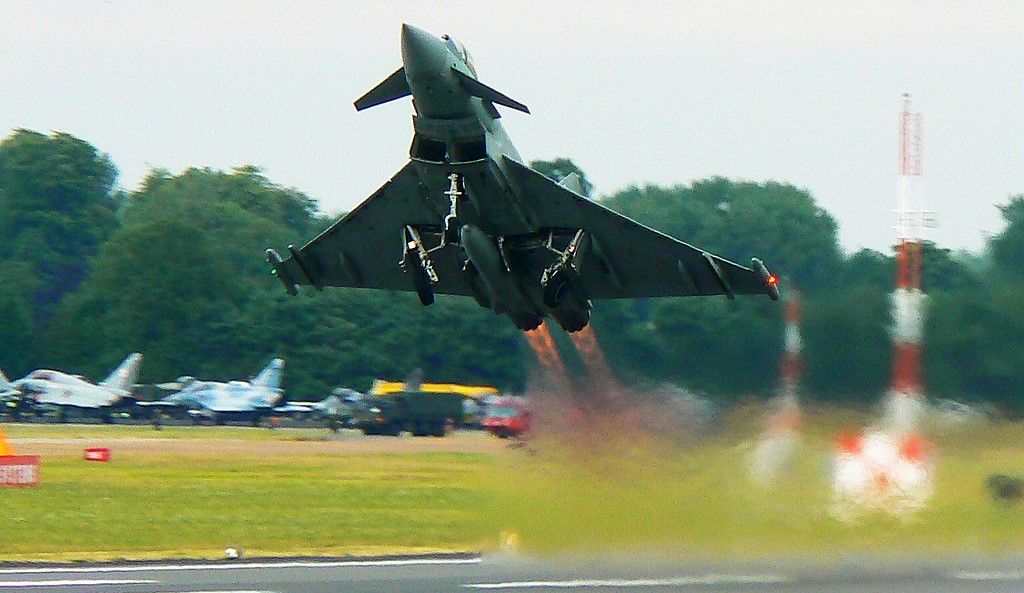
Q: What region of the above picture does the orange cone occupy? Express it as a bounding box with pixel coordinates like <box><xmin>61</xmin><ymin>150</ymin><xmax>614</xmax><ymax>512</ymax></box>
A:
<box><xmin>0</xmin><ymin>428</ymin><xmax>15</xmax><ymax>456</ymax></box>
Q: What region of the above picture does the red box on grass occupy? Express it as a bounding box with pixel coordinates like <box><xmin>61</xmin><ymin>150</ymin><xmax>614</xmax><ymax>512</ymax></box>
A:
<box><xmin>0</xmin><ymin>455</ymin><xmax>41</xmax><ymax>487</ymax></box>
<box><xmin>84</xmin><ymin>447</ymin><xmax>111</xmax><ymax>462</ymax></box>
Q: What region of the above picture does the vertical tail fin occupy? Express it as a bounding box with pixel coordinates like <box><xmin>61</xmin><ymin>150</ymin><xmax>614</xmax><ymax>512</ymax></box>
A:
<box><xmin>252</xmin><ymin>358</ymin><xmax>284</xmax><ymax>390</ymax></box>
<box><xmin>100</xmin><ymin>353</ymin><xmax>143</xmax><ymax>392</ymax></box>
<box><xmin>0</xmin><ymin>370</ymin><xmax>15</xmax><ymax>393</ymax></box>
<box><xmin>404</xmin><ymin>368</ymin><xmax>424</xmax><ymax>392</ymax></box>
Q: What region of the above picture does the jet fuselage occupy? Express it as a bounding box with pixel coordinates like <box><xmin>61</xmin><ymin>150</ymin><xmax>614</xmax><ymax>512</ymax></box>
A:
<box><xmin>399</xmin><ymin>24</ymin><xmax>587</xmax><ymax>330</ymax></box>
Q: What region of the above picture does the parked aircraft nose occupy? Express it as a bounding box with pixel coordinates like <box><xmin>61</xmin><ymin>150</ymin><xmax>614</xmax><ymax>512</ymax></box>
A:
<box><xmin>401</xmin><ymin>23</ymin><xmax>448</xmax><ymax>81</ymax></box>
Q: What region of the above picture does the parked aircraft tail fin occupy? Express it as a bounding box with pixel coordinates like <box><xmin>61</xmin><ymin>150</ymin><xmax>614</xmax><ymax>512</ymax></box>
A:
<box><xmin>0</xmin><ymin>370</ymin><xmax>14</xmax><ymax>391</ymax></box>
<box><xmin>354</xmin><ymin>67</ymin><xmax>412</xmax><ymax>111</ymax></box>
<box><xmin>557</xmin><ymin>172</ymin><xmax>585</xmax><ymax>196</ymax></box>
<box><xmin>100</xmin><ymin>353</ymin><xmax>143</xmax><ymax>392</ymax></box>
<box><xmin>403</xmin><ymin>368</ymin><xmax>424</xmax><ymax>392</ymax></box>
<box><xmin>252</xmin><ymin>358</ymin><xmax>284</xmax><ymax>391</ymax></box>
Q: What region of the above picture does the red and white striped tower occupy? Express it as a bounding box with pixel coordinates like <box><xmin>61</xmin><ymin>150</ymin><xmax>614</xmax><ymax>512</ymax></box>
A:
<box><xmin>749</xmin><ymin>287</ymin><xmax>802</xmax><ymax>484</ymax></box>
<box><xmin>780</xmin><ymin>288</ymin><xmax>802</xmax><ymax>400</ymax></box>
<box><xmin>887</xmin><ymin>93</ymin><xmax>930</xmax><ymax>432</ymax></box>
<box><xmin>829</xmin><ymin>106</ymin><xmax>936</xmax><ymax>515</ymax></box>
<box><xmin>774</xmin><ymin>287</ymin><xmax>802</xmax><ymax>429</ymax></box>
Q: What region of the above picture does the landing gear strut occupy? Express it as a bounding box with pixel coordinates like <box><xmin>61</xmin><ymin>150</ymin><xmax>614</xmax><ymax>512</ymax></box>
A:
<box><xmin>541</xmin><ymin>229</ymin><xmax>587</xmax><ymax>307</ymax></box>
<box><xmin>400</xmin><ymin>173</ymin><xmax>468</xmax><ymax>306</ymax></box>
<box><xmin>441</xmin><ymin>173</ymin><xmax>464</xmax><ymax>247</ymax></box>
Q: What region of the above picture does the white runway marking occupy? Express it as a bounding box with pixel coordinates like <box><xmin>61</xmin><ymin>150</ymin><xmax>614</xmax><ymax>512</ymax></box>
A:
<box><xmin>954</xmin><ymin>571</ymin><xmax>1024</xmax><ymax>581</ymax></box>
<box><xmin>464</xmin><ymin>574</ymin><xmax>788</xmax><ymax>589</ymax></box>
<box><xmin>0</xmin><ymin>557</ymin><xmax>480</xmax><ymax>576</ymax></box>
<box><xmin>0</xmin><ymin>578</ymin><xmax>158</xmax><ymax>587</ymax></box>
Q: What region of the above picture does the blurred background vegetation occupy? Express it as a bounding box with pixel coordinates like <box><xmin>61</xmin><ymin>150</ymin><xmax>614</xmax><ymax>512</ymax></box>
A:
<box><xmin>1</xmin><ymin>129</ymin><xmax>1021</xmax><ymax>412</ymax></box>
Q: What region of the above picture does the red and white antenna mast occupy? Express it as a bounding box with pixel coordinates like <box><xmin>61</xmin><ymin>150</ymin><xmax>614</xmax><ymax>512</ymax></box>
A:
<box><xmin>896</xmin><ymin>92</ymin><xmax>925</xmax><ymax>285</ymax></box>
<box><xmin>888</xmin><ymin>93</ymin><xmax>932</xmax><ymax>429</ymax></box>
<box><xmin>779</xmin><ymin>287</ymin><xmax>803</xmax><ymax>404</ymax></box>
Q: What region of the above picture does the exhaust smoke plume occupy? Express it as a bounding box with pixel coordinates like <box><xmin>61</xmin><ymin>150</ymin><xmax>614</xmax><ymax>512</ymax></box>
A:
<box><xmin>523</xmin><ymin>322</ymin><xmax>571</xmax><ymax>394</ymax></box>
<box><xmin>567</xmin><ymin>325</ymin><xmax>620</xmax><ymax>390</ymax></box>
<box><xmin>522</xmin><ymin>322</ymin><xmax>711</xmax><ymax>447</ymax></box>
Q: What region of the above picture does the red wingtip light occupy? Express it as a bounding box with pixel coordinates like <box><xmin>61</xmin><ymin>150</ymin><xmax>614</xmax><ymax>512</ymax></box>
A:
<box><xmin>766</xmin><ymin>274</ymin><xmax>779</xmax><ymax>286</ymax></box>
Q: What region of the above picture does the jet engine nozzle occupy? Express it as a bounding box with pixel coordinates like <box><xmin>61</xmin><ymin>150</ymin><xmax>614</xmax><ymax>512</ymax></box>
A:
<box><xmin>542</xmin><ymin>264</ymin><xmax>591</xmax><ymax>332</ymax></box>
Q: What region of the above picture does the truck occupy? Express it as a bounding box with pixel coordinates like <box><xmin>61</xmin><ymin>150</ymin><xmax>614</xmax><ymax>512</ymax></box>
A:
<box><xmin>351</xmin><ymin>390</ymin><xmax>461</xmax><ymax>437</ymax></box>
<box><xmin>351</xmin><ymin>380</ymin><xmax>499</xmax><ymax>437</ymax></box>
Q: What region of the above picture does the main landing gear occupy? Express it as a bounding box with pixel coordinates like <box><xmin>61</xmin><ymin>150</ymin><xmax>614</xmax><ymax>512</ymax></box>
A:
<box><xmin>401</xmin><ymin>173</ymin><xmax>465</xmax><ymax>306</ymax></box>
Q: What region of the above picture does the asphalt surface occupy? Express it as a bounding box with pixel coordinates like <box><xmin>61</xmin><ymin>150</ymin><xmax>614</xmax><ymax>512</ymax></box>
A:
<box><xmin>4</xmin><ymin>554</ymin><xmax>1024</xmax><ymax>592</ymax></box>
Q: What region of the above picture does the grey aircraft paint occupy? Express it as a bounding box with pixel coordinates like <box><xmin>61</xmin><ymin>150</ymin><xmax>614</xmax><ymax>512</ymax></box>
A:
<box><xmin>268</xmin><ymin>24</ymin><xmax>779</xmax><ymax>332</ymax></box>
<box><xmin>138</xmin><ymin>358</ymin><xmax>287</xmax><ymax>424</ymax></box>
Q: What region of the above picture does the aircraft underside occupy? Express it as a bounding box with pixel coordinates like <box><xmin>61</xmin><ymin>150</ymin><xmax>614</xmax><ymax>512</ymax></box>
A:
<box><xmin>400</xmin><ymin>170</ymin><xmax>592</xmax><ymax>332</ymax></box>
<box><xmin>266</xmin><ymin>24</ymin><xmax>778</xmax><ymax>335</ymax></box>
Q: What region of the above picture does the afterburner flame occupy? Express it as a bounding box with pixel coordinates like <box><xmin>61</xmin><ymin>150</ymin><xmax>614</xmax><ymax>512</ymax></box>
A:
<box><xmin>524</xmin><ymin>322</ymin><xmax>571</xmax><ymax>393</ymax></box>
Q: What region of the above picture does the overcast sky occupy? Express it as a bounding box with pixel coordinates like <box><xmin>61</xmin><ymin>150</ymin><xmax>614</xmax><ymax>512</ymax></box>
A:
<box><xmin>2</xmin><ymin>1</ymin><xmax>1022</xmax><ymax>253</ymax></box>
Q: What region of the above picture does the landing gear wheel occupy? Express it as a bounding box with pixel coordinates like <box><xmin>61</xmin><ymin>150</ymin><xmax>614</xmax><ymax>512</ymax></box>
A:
<box><xmin>443</xmin><ymin>215</ymin><xmax>462</xmax><ymax>246</ymax></box>
<box><xmin>404</xmin><ymin>250</ymin><xmax>435</xmax><ymax>306</ymax></box>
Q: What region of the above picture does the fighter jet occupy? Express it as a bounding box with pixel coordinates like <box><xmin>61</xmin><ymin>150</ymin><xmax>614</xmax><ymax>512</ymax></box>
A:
<box><xmin>139</xmin><ymin>358</ymin><xmax>287</xmax><ymax>425</ymax></box>
<box><xmin>267</xmin><ymin>24</ymin><xmax>780</xmax><ymax>332</ymax></box>
<box><xmin>10</xmin><ymin>353</ymin><xmax>143</xmax><ymax>422</ymax></box>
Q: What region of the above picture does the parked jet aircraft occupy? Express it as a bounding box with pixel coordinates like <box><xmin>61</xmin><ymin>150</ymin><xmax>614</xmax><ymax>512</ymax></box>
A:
<box><xmin>139</xmin><ymin>358</ymin><xmax>287</xmax><ymax>425</ymax></box>
<box><xmin>10</xmin><ymin>353</ymin><xmax>143</xmax><ymax>422</ymax></box>
<box><xmin>267</xmin><ymin>24</ymin><xmax>779</xmax><ymax>332</ymax></box>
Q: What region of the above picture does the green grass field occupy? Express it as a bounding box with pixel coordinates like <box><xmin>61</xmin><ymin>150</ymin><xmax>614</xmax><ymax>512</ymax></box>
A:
<box><xmin>3</xmin><ymin>411</ymin><xmax>1024</xmax><ymax>561</ymax></box>
<box><xmin>1</xmin><ymin>424</ymin><xmax>493</xmax><ymax>561</ymax></box>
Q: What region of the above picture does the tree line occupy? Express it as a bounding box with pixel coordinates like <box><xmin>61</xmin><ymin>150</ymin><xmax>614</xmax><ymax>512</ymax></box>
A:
<box><xmin>1</xmin><ymin>131</ymin><xmax>1021</xmax><ymax>412</ymax></box>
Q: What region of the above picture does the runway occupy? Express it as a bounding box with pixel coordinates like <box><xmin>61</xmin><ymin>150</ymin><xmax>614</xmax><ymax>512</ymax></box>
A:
<box><xmin>4</xmin><ymin>554</ymin><xmax>1024</xmax><ymax>593</ymax></box>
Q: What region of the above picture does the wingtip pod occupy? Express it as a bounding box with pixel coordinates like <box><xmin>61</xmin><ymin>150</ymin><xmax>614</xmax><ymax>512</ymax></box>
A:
<box><xmin>752</xmin><ymin>258</ymin><xmax>781</xmax><ymax>301</ymax></box>
<box><xmin>266</xmin><ymin>249</ymin><xmax>298</xmax><ymax>296</ymax></box>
